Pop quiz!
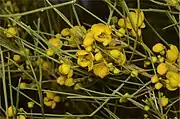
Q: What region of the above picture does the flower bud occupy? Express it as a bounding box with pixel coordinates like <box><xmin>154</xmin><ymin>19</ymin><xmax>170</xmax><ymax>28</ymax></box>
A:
<box><xmin>157</xmin><ymin>63</ymin><xmax>168</xmax><ymax>75</ymax></box>
<box><xmin>152</xmin><ymin>43</ymin><xmax>165</xmax><ymax>53</ymax></box>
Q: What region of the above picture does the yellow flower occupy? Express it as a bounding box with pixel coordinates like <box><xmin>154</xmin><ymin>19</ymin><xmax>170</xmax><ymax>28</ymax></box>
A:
<box><xmin>28</xmin><ymin>101</ymin><xmax>34</xmax><ymax>108</ymax></box>
<box><xmin>51</xmin><ymin>101</ymin><xmax>56</xmax><ymax>109</ymax></box>
<box><xmin>126</xmin><ymin>10</ymin><xmax>145</xmax><ymax>29</ymax></box>
<box><xmin>157</xmin><ymin>63</ymin><xmax>168</xmax><ymax>75</ymax></box>
<box><xmin>61</xmin><ymin>28</ymin><xmax>70</xmax><ymax>36</ymax></box>
<box><xmin>44</xmin><ymin>100</ymin><xmax>53</xmax><ymax>107</ymax></box>
<box><xmin>116</xmin><ymin>28</ymin><xmax>125</xmax><ymax>37</ymax></box>
<box><xmin>110</xmin><ymin>49</ymin><xmax>121</xmax><ymax>59</ymax></box>
<box><xmin>46</xmin><ymin>48</ymin><xmax>55</xmax><ymax>56</ymax></box>
<box><xmin>95</xmin><ymin>52</ymin><xmax>103</xmax><ymax>61</ymax></box>
<box><xmin>110</xmin><ymin>49</ymin><xmax>126</xmax><ymax>65</ymax></box>
<box><xmin>83</xmin><ymin>31</ymin><xmax>94</xmax><ymax>47</ymax></box>
<box><xmin>93</xmin><ymin>62</ymin><xmax>109</xmax><ymax>79</ymax></box>
<box><xmin>17</xmin><ymin>115</ymin><xmax>26</xmax><ymax>119</ymax></box>
<box><xmin>8</xmin><ymin>106</ymin><xmax>16</xmax><ymax>117</ymax></box>
<box><xmin>65</xmin><ymin>78</ymin><xmax>75</xmax><ymax>87</ymax></box>
<box><xmin>85</xmin><ymin>45</ymin><xmax>93</xmax><ymax>52</ymax></box>
<box><xmin>48</xmin><ymin>37</ymin><xmax>62</xmax><ymax>48</ymax></box>
<box><xmin>58</xmin><ymin>63</ymin><xmax>71</xmax><ymax>75</ymax></box>
<box><xmin>76</xmin><ymin>50</ymin><xmax>94</xmax><ymax>71</ymax></box>
<box><xmin>118</xmin><ymin>18</ymin><xmax>125</xmax><ymax>28</ymax></box>
<box><xmin>54</xmin><ymin>96</ymin><xmax>60</xmax><ymax>103</ymax></box>
<box><xmin>151</xmin><ymin>75</ymin><xmax>159</xmax><ymax>83</ymax></box>
<box><xmin>166</xmin><ymin>71</ymin><xmax>180</xmax><ymax>88</ymax></box>
<box><xmin>67</xmin><ymin>69</ymin><xmax>73</xmax><ymax>78</ymax></box>
<box><xmin>5</xmin><ymin>27</ymin><xmax>17</xmax><ymax>38</ymax></box>
<box><xmin>166</xmin><ymin>83</ymin><xmax>178</xmax><ymax>91</ymax></box>
<box><xmin>57</xmin><ymin>75</ymin><xmax>66</xmax><ymax>85</ymax></box>
<box><xmin>155</xmin><ymin>82</ymin><xmax>163</xmax><ymax>90</ymax></box>
<box><xmin>113</xmin><ymin>67</ymin><xmax>120</xmax><ymax>74</ymax></box>
<box><xmin>91</xmin><ymin>23</ymin><xmax>112</xmax><ymax>46</ymax></box>
<box><xmin>160</xmin><ymin>96</ymin><xmax>168</xmax><ymax>107</ymax></box>
<box><xmin>19</xmin><ymin>82</ymin><xmax>27</xmax><ymax>89</ymax></box>
<box><xmin>152</xmin><ymin>43</ymin><xmax>165</xmax><ymax>53</ymax></box>
<box><xmin>46</xmin><ymin>92</ymin><xmax>56</xmax><ymax>100</ymax></box>
<box><xmin>130</xmin><ymin>28</ymin><xmax>142</xmax><ymax>37</ymax></box>
<box><xmin>166</xmin><ymin>44</ymin><xmax>178</xmax><ymax>62</ymax></box>
<box><xmin>13</xmin><ymin>54</ymin><xmax>21</xmax><ymax>62</ymax></box>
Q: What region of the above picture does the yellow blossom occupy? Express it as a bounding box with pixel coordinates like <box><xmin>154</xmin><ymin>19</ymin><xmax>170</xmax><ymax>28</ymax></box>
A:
<box><xmin>28</xmin><ymin>101</ymin><xmax>34</xmax><ymax>108</ymax></box>
<box><xmin>130</xmin><ymin>28</ymin><xmax>142</xmax><ymax>37</ymax></box>
<box><xmin>110</xmin><ymin>49</ymin><xmax>121</xmax><ymax>59</ymax></box>
<box><xmin>61</xmin><ymin>28</ymin><xmax>70</xmax><ymax>36</ymax></box>
<box><xmin>116</xmin><ymin>28</ymin><xmax>125</xmax><ymax>37</ymax></box>
<box><xmin>110</xmin><ymin>50</ymin><xmax>126</xmax><ymax>65</ymax></box>
<box><xmin>57</xmin><ymin>76</ymin><xmax>65</xmax><ymax>85</ymax></box>
<box><xmin>44</xmin><ymin>100</ymin><xmax>53</xmax><ymax>107</ymax></box>
<box><xmin>54</xmin><ymin>96</ymin><xmax>60</xmax><ymax>103</ymax></box>
<box><xmin>151</xmin><ymin>75</ymin><xmax>159</xmax><ymax>83</ymax></box>
<box><xmin>166</xmin><ymin>44</ymin><xmax>178</xmax><ymax>62</ymax></box>
<box><xmin>13</xmin><ymin>54</ymin><xmax>21</xmax><ymax>62</ymax></box>
<box><xmin>65</xmin><ymin>78</ymin><xmax>75</xmax><ymax>87</ymax></box>
<box><xmin>93</xmin><ymin>62</ymin><xmax>109</xmax><ymax>79</ymax></box>
<box><xmin>19</xmin><ymin>82</ymin><xmax>27</xmax><ymax>89</ymax></box>
<box><xmin>5</xmin><ymin>27</ymin><xmax>17</xmax><ymax>38</ymax></box>
<box><xmin>46</xmin><ymin>48</ymin><xmax>55</xmax><ymax>56</ymax></box>
<box><xmin>113</xmin><ymin>67</ymin><xmax>120</xmax><ymax>74</ymax></box>
<box><xmin>160</xmin><ymin>96</ymin><xmax>168</xmax><ymax>107</ymax></box>
<box><xmin>17</xmin><ymin>115</ymin><xmax>26</xmax><ymax>119</ymax></box>
<box><xmin>166</xmin><ymin>71</ymin><xmax>180</xmax><ymax>88</ymax></box>
<box><xmin>48</xmin><ymin>37</ymin><xmax>62</xmax><ymax>48</ymax></box>
<box><xmin>83</xmin><ymin>31</ymin><xmax>94</xmax><ymax>47</ymax></box>
<box><xmin>85</xmin><ymin>46</ymin><xmax>93</xmax><ymax>52</ymax></box>
<box><xmin>76</xmin><ymin>50</ymin><xmax>94</xmax><ymax>71</ymax></box>
<box><xmin>126</xmin><ymin>10</ymin><xmax>145</xmax><ymax>29</ymax></box>
<box><xmin>67</xmin><ymin>69</ymin><xmax>73</xmax><ymax>78</ymax></box>
<box><xmin>58</xmin><ymin>63</ymin><xmax>71</xmax><ymax>75</ymax></box>
<box><xmin>155</xmin><ymin>82</ymin><xmax>163</xmax><ymax>90</ymax></box>
<box><xmin>8</xmin><ymin>106</ymin><xmax>16</xmax><ymax>117</ymax></box>
<box><xmin>95</xmin><ymin>52</ymin><xmax>103</xmax><ymax>61</ymax></box>
<box><xmin>152</xmin><ymin>43</ymin><xmax>165</xmax><ymax>53</ymax></box>
<box><xmin>118</xmin><ymin>18</ymin><xmax>125</xmax><ymax>27</ymax></box>
<box><xmin>157</xmin><ymin>63</ymin><xmax>168</xmax><ymax>75</ymax></box>
<box><xmin>91</xmin><ymin>23</ymin><xmax>112</xmax><ymax>46</ymax></box>
<box><xmin>51</xmin><ymin>101</ymin><xmax>56</xmax><ymax>109</ymax></box>
<box><xmin>46</xmin><ymin>92</ymin><xmax>56</xmax><ymax>100</ymax></box>
<box><xmin>166</xmin><ymin>82</ymin><xmax>178</xmax><ymax>91</ymax></box>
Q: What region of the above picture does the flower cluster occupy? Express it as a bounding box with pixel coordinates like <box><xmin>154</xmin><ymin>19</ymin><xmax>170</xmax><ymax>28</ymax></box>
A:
<box><xmin>151</xmin><ymin>43</ymin><xmax>180</xmax><ymax>91</ymax></box>
<box><xmin>118</xmin><ymin>10</ymin><xmax>145</xmax><ymax>37</ymax></box>
<box><xmin>74</xmin><ymin>23</ymin><xmax>127</xmax><ymax>79</ymax></box>
<box><xmin>44</xmin><ymin>92</ymin><xmax>60</xmax><ymax>109</ymax></box>
<box><xmin>57</xmin><ymin>62</ymin><xmax>75</xmax><ymax>87</ymax></box>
